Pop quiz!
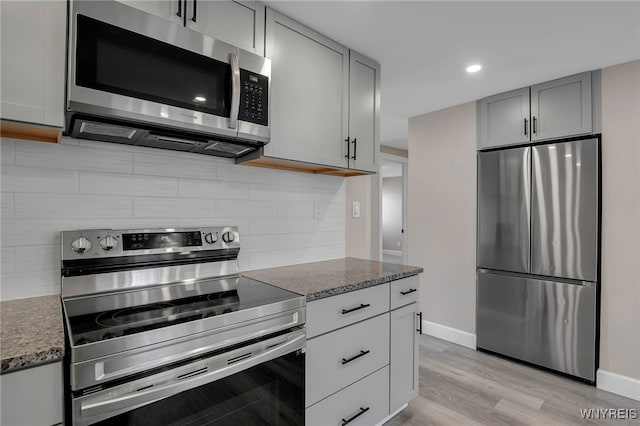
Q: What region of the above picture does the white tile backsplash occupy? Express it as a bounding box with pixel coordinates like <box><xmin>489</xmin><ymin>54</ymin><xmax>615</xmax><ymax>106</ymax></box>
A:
<box><xmin>1</xmin><ymin>138</ymin><xmax>16</xmax><ymax>165</ymax></box>
<box><xmin>15</xmin><ymin>193</ymin><xmax>132</xmax><ymax>219</ymax></box>
<box><xmin>79</xmin><ymin>172</ymin><xmax>178</xmax><ymax>197</ymax></box>
<box><xmin>1</xmin><ymin>193</ymin><xmax>14</xmax><ymax>219</ymax></box>
<box><xmin>1</xmin><ymin>138</ymin><xmax>345</xmax><ymax>299</ymax></box>
<box><xmin>1</xmin><ymin>165</ymin><xmax>79</xmax><ymax>193</ymax></box>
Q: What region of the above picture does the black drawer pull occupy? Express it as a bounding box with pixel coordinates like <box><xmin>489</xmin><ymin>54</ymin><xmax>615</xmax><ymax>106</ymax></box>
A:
<box><xmin>341</xmin><ymin>303</ymin><xmax>370</xmax><ymax>315</ymax></box>
<box><xmin>341</xmin><ymin>350</ymin><xmax>370</xmax><ymax>365</ymax></box>
<box><xmin>400</xmin><ymin>288</ymin><xmax>417</xmax><ymax>296</ymax></box>
<box><xmin>342</xmin><ymin>406</ymin><xmax>370</xmax><ymax>426</ymax></box>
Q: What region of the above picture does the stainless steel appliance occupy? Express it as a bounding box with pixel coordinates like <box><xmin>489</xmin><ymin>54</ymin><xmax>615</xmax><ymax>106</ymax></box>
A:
<box><xmin>476</xmin><ymin>137</ymin><xmax>600</xmax><ymax>382</ymax></box>
<box><xmin>61</xmin><ymin>226</ymin><xmax>305</xmax><ymax>425</ymax></box>
<box><xmin>66</xmin><ymin>1</ymin><xmax>270</xmax><ymax>158</ymax></box>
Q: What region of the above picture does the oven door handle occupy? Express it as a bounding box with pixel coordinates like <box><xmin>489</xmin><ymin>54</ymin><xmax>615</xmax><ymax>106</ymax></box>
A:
<box><xmin>79</xmin><ymin>331</ymin><xmax>305</xmax><ymax>421</ymax></box>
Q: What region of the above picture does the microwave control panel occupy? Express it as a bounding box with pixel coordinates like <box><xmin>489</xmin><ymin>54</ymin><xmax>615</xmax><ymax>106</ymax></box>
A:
<box><xmin>238</xmin><ymin>69</ymin><xmax>268</xmax><ymax>126</ymax></box>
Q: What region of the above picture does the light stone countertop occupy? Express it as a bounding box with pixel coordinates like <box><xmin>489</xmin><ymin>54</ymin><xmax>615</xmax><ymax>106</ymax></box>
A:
<box><xmin>242</xmin><ymin>257</ymin><xmax>424</xmax><ymax>301</ymax></box>
<box><xmin>0</xmin><ymin>294</ymin><xmax>64</xmax><ymax>373</ymax></box>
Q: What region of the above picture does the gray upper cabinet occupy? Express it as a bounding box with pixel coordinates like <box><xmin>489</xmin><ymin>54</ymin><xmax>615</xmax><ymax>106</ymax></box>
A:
<box><xmin>264</xmin><ymin>9</ymin><xmax>349</xmax><ymax>168</ymax></box>
<box><xmin>478</xmin><ymin>71</ymin><xmax>596</xmax><ymax>149</ymax></box>
<box><xmin>478</xmin><ymin>88</ymin><xmax>530</xmax><ymax>150</ymax></box>
<box><xmin>348</xmin><ymin>52</ymin><xmax>380</xmax><ymax>172</ymax></box>
<box><xmin>115</xmin><ymin>0</ymin><xmax>183</xmax><ymax>25</ymax></box>
<box><xmin>117</xmin><ymin>1</ymin><xmax>264</xmax><ymax>55</ymax></box>
<box><xmin>185</xmin><ymin>1</ymin><xmax>264</xmax><ymax>55</ymax></box>
<box><xmin>530</xmin><ymin>72</ymin><xmax>592</xmax><ymax>141</ymax></box>
<box><xmin>1</xmin><ymin>0</ymin><xmax>66</xmax><ymax>128</ymax></box>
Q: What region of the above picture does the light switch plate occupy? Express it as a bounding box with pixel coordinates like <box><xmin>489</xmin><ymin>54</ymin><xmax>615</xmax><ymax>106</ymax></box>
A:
<box><xmin>313</xmin><ymin>201</ymin><xmax>322</xmax><ymax>219</ymax></box>
<box><xmin>352</xmin><ymin>201</ymin><xmax>360</xmax><ymax>218</ymax></box>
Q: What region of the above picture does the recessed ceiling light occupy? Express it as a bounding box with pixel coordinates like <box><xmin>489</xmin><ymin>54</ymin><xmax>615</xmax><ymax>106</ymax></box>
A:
<box><xmin>466</xmin><ymin>64</ymin><xmax>482</xmax><ymax>73</ymax></box>
<box><xmin>194</xmin><ymin>96</ymin><xmax>206</xmax><ymax>102</ymax></box>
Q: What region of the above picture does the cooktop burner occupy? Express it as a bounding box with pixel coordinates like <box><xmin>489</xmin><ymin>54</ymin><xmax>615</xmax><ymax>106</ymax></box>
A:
<box><xmin>64</xmin><ymin>277</ymin><xmax>299</xmax><ymax>346</ymax></box>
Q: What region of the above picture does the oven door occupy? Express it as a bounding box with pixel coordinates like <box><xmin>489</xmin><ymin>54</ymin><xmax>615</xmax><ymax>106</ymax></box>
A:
<box><xmin>72</xmin><ymin>330</ymin><xmax>305</xmax><ymax>426</ymax></box>
<box><xmin>68</xmin><ymin>0</ymin><xmax>240</xmax><ymax>140</ymax></box>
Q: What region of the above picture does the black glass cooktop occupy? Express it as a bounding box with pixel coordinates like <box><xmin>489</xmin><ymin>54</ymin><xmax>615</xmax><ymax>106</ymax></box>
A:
<box><xmin>64</xmin><ymin>277</ymin><xmax>302</xmax><ymax>346</ymax></box>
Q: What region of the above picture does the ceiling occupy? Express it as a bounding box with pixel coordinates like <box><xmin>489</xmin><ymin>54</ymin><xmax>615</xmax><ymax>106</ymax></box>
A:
<box><xmin>264</xmin><ymin>1</ymin><xmax>640</xmax><ymax>149</ymax></box>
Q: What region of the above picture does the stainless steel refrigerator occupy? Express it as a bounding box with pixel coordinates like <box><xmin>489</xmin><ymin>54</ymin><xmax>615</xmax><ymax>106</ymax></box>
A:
<box><xmin>476</xmin><ymin>138</ymin><xmax>599</xmax><ymax>382</ymax></box>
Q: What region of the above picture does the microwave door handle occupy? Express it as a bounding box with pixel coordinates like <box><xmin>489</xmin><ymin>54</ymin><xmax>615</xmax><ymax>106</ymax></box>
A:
<box><xmin>228</xmin><ymin>53</ymin><xmax>240</xmax><ymax>130</ymax></box>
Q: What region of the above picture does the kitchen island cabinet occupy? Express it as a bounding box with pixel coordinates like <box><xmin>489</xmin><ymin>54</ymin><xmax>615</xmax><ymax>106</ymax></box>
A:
<box><xmin>243</xmin><ymin>257</ymin><xmax>423</xmax><ymax>425</ymax></box>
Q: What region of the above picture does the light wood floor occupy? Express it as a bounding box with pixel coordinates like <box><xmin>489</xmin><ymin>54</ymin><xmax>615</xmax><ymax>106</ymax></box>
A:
<box><xmin>386</xmin><ymin>335</ymin><xmax>640</xmax><ymax>425</ymax></box>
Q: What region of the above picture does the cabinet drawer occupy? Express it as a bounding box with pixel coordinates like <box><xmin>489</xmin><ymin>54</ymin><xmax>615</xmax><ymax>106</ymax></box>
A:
<box><xmin>307</xmin><ymin>283</ymin><xmax>389</xmax><ymax>338</ymax></box>
<box><xmin>306</xmin><ymin>313</ymin><xmax>390</xmax><ymax>407</ymax></box>
<box><xmin>306</xmin><ymin>366</ymin><xmax>389</xmax><ymax>426</ymax></box>
<box><xmin>390</xmin><ymin>275</ymin><xmax>419</xmax><ymax>310</ymax></box>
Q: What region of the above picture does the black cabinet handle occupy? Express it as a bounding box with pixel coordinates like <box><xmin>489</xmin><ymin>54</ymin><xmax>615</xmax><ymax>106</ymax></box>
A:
<box><xmin>344</xmin><ymin>137</ymin><xmax>350</xmax><ymax>159</ymax></box>
<box><xmin>341</xmin><ymin>349</ymin><xmax>370</xmax><ymax>365</ymax></box>
<box><xmin>532</xmin><ymin>116</ymin><xmax>537</xmax><ymax>134</ymax></box>
<box><xmin>341</xmin><ymin>407</ymin><xmax>370</xmax><ymax>426</ymax></box>
<box><xmin>417</xmin><ymin>312</ymin><xmax>423</xmax><ymax>334</ymax></box>
<box><xmin>524</xmin><ymin>117</ymin><xmax>528</xmax><ymax>136</ymax></box>
<box><xmin>341</xmin><ymin>303</ymin><xmax>370</xmax><ymax>315</ymax></box>
<box><xmin>351</xmin><ymin>138</ymin><xmax>357</xmax><ymax>160</ymax></box>
<box><xmin>401</xmin><ymin>288</ymin><xmax>417</xmax><ymax>296</ymax></box>
<box><xmin>176</xmin><ymin>0</ymin><xmax>182</xmax><ymax>17</ymax></box>
<box><xmin>191</xmin><ymin>0</ymin><xmax>197</xmax><ymax>22</ymax></box>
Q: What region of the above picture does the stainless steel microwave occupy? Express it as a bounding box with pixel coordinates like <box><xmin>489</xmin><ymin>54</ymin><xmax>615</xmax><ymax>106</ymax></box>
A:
<box><xmin>66</xmin><ymin>1</ymin><xmax>270</xmax><ymax>158</ymax></box>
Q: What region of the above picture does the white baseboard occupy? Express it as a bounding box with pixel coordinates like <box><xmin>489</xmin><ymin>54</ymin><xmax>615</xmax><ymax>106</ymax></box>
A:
<box><xmin>597</xmin><ymin>369</ymin><xmax>640</xmax><ymax>401</ymax></box>
<box><xmin>422</xmin><ymin>320</ymin><xmax>476</xmax><ymax>350</ymax></box>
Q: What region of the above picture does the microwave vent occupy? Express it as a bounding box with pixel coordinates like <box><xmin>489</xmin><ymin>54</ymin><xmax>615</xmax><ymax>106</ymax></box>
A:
<box><xmin>79</xmin><ymin>121</ymin><xmax>138</xmax><ymax>140</ymax></box>
<box><xmin>204</xmin><ymin>142</ymin><xmax>253</xmax><ymax>156</ymax></box>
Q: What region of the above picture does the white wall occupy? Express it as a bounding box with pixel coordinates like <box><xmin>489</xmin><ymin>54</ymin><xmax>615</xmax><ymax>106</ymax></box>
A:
<box><xmin>599</xmin><ymin>59</ymin><xmax>640</xmax><ymax>384</ymax></box>
<box><xmin>0</xmin><ymin>137</ymin><xmax>345</xmax><ymax>301</ymax></box>
<box><xmin>407</xmin><ymin>102</ymin><xmax>477</xmax><ymax>336</ymax></box>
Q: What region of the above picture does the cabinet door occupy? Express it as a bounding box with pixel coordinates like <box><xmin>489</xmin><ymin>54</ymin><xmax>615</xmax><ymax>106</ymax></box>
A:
<box><xmin>478</xmin><ymin>88</ymin><xmax>530</xmax><ymax>149</ymax></box>
<box><xmin>0</xmin><ymin>362</ymin><xmax>63</xmax><ymax>425</ymax></box>
<box><xmin>185</xmin><ymin>1</ymin><xmax>265</xmax><ymax>55</ymax></box>
<box><xmin>390</xmin><ymin>302</ymin><xmax>419</xmax><ymax>412</ymax></box>
<box><xmin>115</xmin><ymin>0</ymin><xmax>184</xmax><ymax>25</ymax></box>
<box><xmin>264</xmin><ymin>9</ymin><xmax>349</xmax><ymax>168</ymax></box>
<box><xmin>0</xmin><ymin>0</ymin><xmax>65</xmax><ymax>127</ymax></box>
<box><xmin>530</xmin><ymin>72</ymin><xmax>592</xmax><ymax>141</ymax></box>
<box><xmin>348</xmin><ymin>51</ymin><xmax>380</xmax><ymax>172</ymax></box>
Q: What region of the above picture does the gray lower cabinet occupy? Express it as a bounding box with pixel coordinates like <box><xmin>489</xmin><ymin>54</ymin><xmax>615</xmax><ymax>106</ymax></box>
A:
<box><xmin>478</xmin><ymin>71</ymin><xmax>597</xmax><ymax>149</ymax></box>
<box><xmin>116</xmin><ymin>1</ymin><xmax>264</xmax><ymax>55</ymax></box>
<box><xmin>305</xmin><ymin>277</ymin><xmax>420</xmax><ymax>426</ymax></box>
<box><xmin>306</xmin><ymin>366</ymin><xmax>390</xmax><ymax>426</ymax></box>
<box><xmin>0</xmin><ymin>362</ymin><xmax>63</xmax><ymax>425</ymax></box>
<box><xmin>390</xmin><ymin>302</ymin><xmax>420</xmax><ymax>412</ymax></box>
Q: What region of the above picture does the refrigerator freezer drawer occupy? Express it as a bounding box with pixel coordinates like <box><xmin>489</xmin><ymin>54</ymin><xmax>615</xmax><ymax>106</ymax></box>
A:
<box><xmin>476</xmin><ymin>271</ymin><xmax>596</xmax><ymax>381</ymax></box>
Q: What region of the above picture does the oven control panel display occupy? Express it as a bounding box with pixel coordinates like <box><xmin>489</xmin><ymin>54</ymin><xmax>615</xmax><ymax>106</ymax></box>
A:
<box><xmin>238</xmin><ymin>69</ymin><xmax>268</xmax><ymax>126</ymax></box>
<box><xmin>122</xmin><ymin>231</ymin><xmax>202</xmax><ymax>250</ymax></box>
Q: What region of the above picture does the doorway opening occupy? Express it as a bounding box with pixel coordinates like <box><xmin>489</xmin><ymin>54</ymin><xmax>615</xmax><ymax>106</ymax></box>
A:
<box><xmin>380</xmin><ymin>155</ymin><xmax>407</xmax><ymax>264</ymax></box>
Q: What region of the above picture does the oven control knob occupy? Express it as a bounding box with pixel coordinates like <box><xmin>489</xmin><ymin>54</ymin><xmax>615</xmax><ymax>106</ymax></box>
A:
<box><xmin>71</xmin><ymin>237</ymin><xmax>92</xmax><ymax>254</ymax></box>
<box><xmin>204</xmin><ymin>232</ymin><xmax>218</xmax><ymax>245</ymax></box>
<box><xmin>222</xmin><ymin>231</ymin><xmax>235</xmax><ymax>243</ymax></box>
<box><xmin>99</xmin><ymin>235</ymin><xmax>118</xmax><ymax>251</ymax></box>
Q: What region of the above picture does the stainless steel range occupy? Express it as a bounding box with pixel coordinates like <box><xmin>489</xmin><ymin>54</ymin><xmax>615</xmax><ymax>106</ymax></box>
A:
<box><xmin>60</xmin><ymin>226</ymin><xmax>305</xmax><ymax>426</ymax></box>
